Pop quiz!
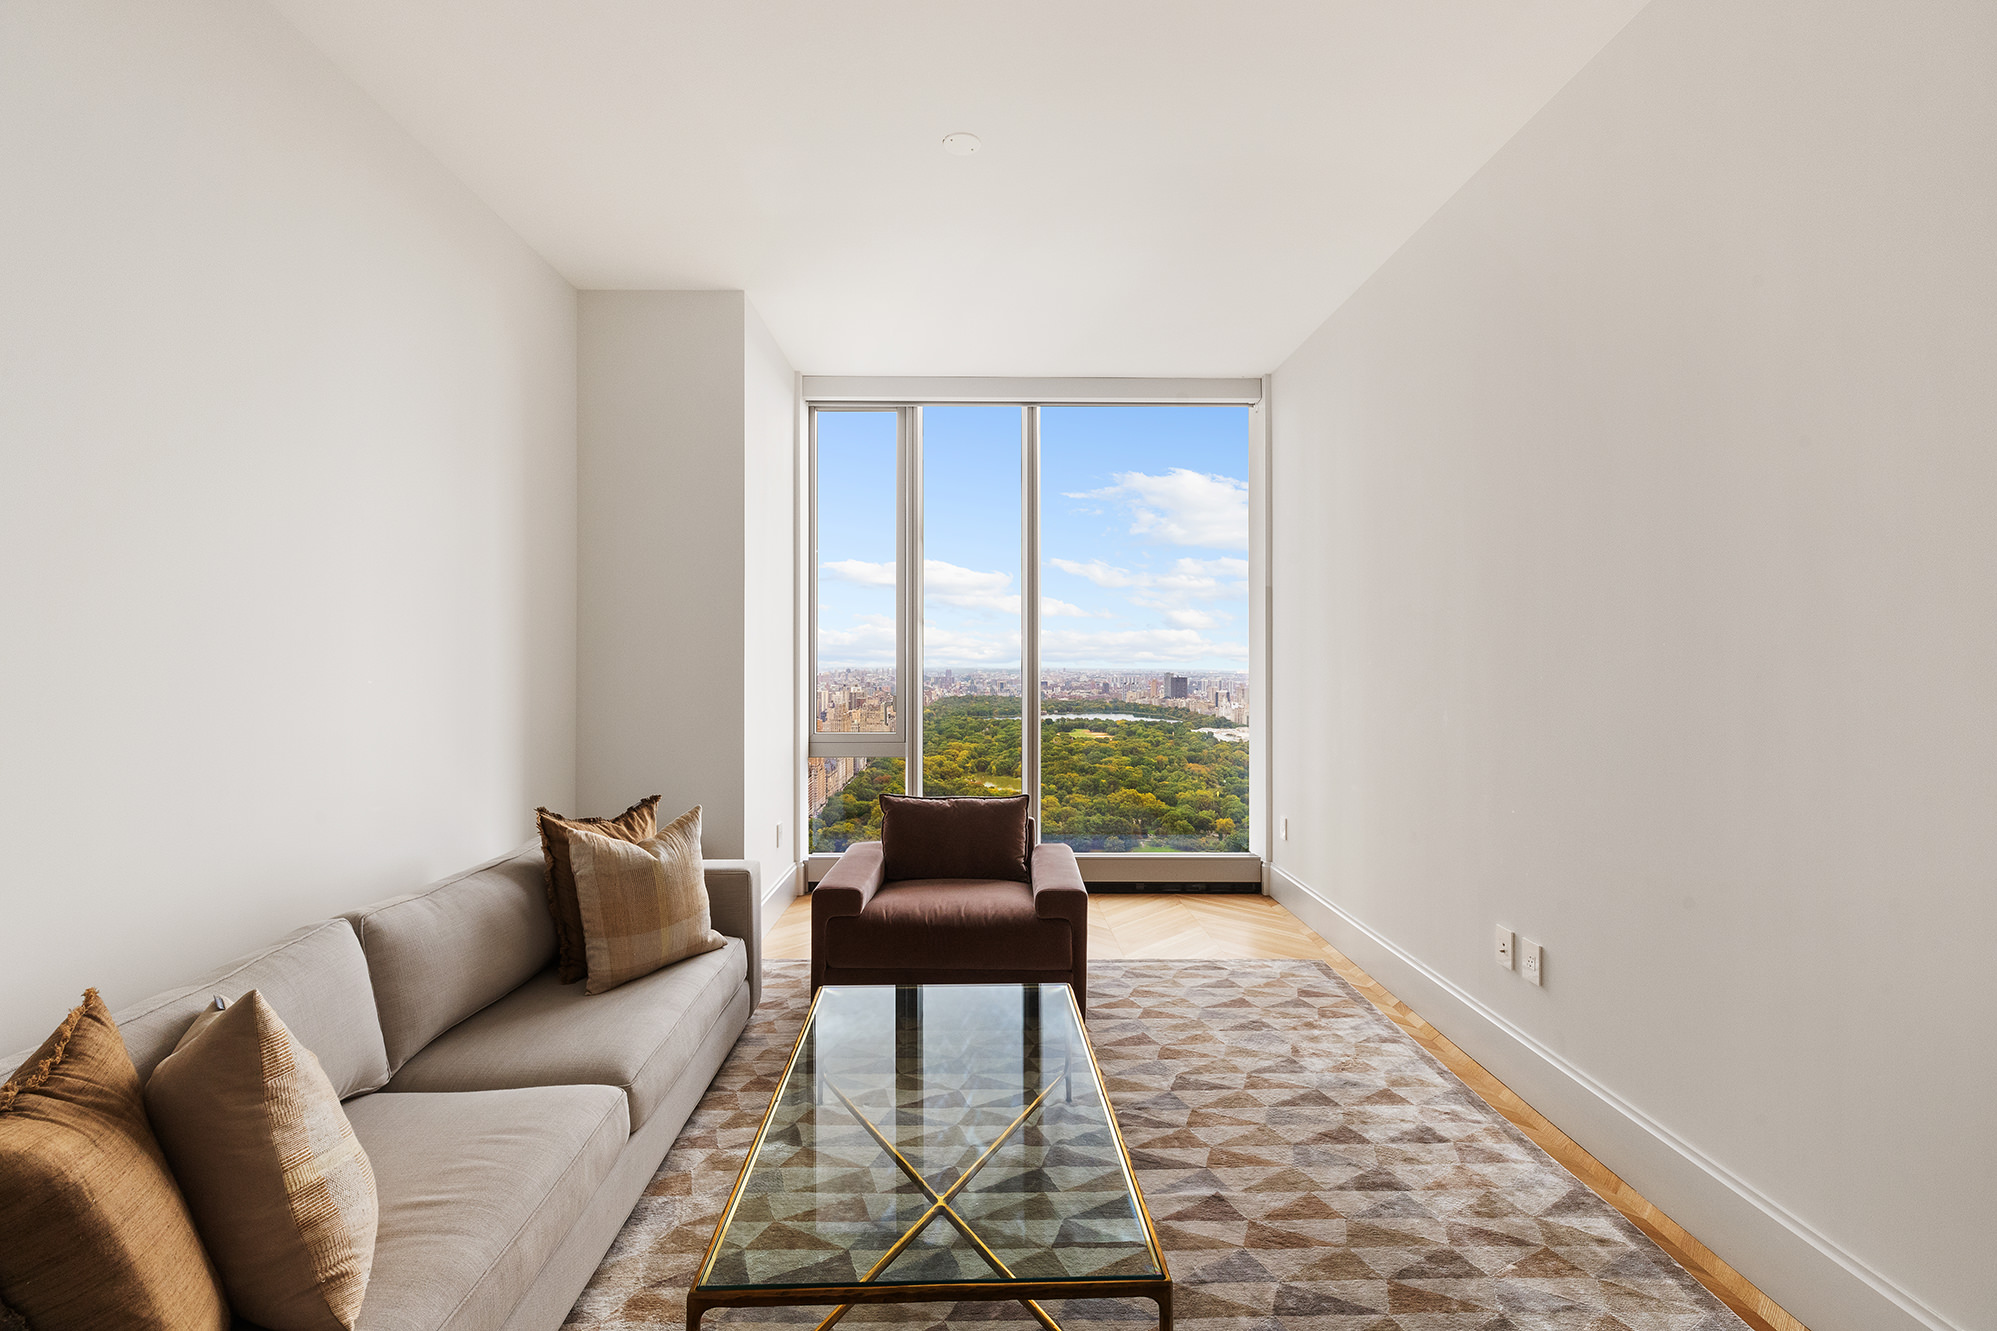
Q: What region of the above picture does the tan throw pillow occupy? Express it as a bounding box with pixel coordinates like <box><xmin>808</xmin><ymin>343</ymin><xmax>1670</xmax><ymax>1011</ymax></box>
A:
<box><xmin>0</xmin><ymin>990</ymin><xmax>230</xmax><ymax>1330</ymax></box>
<box><xmin>537</xmin><ymin>794</ymin><xmax>662</xmax><ymax>982</ymax></box>
<box><xmin>568</xmin><ymin>805</ymin><xmax>726</xmax><ymax>994</ymax></box>
<box><xmin>145</xmin><ymin>990</ymin><xmax>378</xmax><ymax>1331</ymax></box>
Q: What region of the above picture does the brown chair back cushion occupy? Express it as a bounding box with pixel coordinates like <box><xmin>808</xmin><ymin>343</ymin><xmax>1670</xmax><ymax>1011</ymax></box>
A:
<box><xmin>879</xmin><ymin>794</ymin><xmax>1031</xmax><ymax>883</ymax></box>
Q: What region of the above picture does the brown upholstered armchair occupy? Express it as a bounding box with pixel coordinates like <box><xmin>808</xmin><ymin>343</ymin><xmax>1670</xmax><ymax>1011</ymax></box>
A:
<box><xmin>810</xmin><ymin>794</ymin><xmax>1090</xmax><ymax>1009</ymax></box>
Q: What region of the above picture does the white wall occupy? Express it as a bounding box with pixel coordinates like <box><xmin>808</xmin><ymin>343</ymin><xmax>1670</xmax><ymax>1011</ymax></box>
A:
<box><xmin>0</xmin><ymin>1</ymin><xmax>578</xmax><ymax>1054</ymax></box>
<box><xmin>576</xmin><ymin>291</ymin><xmax>797</xmax><ymax>877</ymax></box>
<box><xmin>1268</xmin><ymin>3</ymin><xmax>1996</xmax><ymax>1329</ymax></box>
<box><xmin>742</xmin><ymin>305</ymin><xmax>801</xmax><ymax>899</ymax></box>
<box><xmin>575</xmin><ymin>292</ymin><xmax>746</xmax><ymax>848</ymax></box>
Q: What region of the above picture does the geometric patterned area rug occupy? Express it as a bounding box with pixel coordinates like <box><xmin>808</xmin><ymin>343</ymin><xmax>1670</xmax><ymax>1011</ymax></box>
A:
<box><xmin>565</xmin><ymin>959</ymin><xmax>1744</xmax><ymax>1331</ymax></box>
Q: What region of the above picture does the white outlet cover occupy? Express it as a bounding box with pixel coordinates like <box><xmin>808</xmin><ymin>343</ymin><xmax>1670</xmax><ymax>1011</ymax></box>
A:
<box><xmin>1495</xmin><ymin>927</ymin><xmax>1515</xmax><ymax>969</ymax></box>
<box><xmin>1521</xmin><ymin>939</ymin><xmax>1544</xmax><ymax>986</ymax></box>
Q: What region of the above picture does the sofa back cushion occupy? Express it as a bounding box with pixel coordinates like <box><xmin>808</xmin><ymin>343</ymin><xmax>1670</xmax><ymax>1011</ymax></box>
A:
<box><xmin>343</xmin><ymin>843</ymin><xmax>555</xmax><ymax>1074</ymax></box>
<box><xmin>878</xmin><ymin>794</ymin><xmax>1032</xmax><ymax>884</ymax></box>
<box><xmin>111</xmin><ymin>921</ymin><xmax>391</xmax><ymax>1099</ymax></box>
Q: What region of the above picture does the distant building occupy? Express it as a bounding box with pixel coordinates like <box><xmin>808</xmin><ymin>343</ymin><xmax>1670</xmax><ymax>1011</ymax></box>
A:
<box><xmin>1168</xmin><ymin>675</ymin><xmax>1189</xmax><ymax>699</ymax></box>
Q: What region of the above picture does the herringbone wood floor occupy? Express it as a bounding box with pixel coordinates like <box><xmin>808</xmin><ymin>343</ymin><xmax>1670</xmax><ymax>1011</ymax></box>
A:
<box><xmin>767</xmin><ymin>890</ymin><xmax>1805</xmax><ymax>1331</ymax></box>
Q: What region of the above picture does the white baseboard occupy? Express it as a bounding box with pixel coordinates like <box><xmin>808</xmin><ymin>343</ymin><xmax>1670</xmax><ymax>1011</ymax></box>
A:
<box><xmin>1264</xmin><ymin>863</ymin><xmax>1957</xmax><ymax>1331</ymax></box>
<box><xmin>760</xmin><ymin>860</ymin><xmax>800</xmax><ymax>937</ymax></box>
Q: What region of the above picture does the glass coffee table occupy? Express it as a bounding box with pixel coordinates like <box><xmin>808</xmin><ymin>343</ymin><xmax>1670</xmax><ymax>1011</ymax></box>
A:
<box><xmin>690</xmin><ymin>984</ymin><xmax>1170</xmax><ymax>1331</ymax></box>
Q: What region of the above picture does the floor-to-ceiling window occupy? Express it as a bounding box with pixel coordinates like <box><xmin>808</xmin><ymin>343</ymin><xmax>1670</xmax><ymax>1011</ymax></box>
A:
<box><xmin>1038</xmin><ymin>406</ymin><xmax>1251</xmax><ymax>852</ymax></box>
<box><xmin>807</xmin><ymin>410</ymin><xmax>905</xmax><ymax>850</ymax></box>
<box><xmin>808</xmin><ymin>392</ymin><xmax>1254</xmax><ymax>859</ymax></box>
<box><xmin>919</xmin><ymin>406</ymin><xmax>1025</xmax><ymax>801</ymax></box>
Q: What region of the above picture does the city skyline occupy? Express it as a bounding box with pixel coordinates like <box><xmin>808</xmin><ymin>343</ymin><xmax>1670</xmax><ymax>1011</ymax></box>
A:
<box><xmin>809</xmin><ymin>664</ymin><xmax>1251</xmax><ymax>824</ymax></box>
<box><xmin>814</xmin><ymin>665</ymin><xmax>1250</xmax><ymax>728</ymax></box>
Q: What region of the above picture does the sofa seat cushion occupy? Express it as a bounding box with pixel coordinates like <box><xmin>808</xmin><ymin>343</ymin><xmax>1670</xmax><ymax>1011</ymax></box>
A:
<box><xmin>825</xmin><ymin>879</ymin><xmax>1073</xmax><ymax>971</ymax></box>
<box><xmin>382</xmin><ymin>938</ymin><xmax>746</xmax><ymax>1131</ymax></box>
<box><xmin>343</xmin><ymin>1086</ymin><xmax>627</xmax><ymax>1331</ymax></box>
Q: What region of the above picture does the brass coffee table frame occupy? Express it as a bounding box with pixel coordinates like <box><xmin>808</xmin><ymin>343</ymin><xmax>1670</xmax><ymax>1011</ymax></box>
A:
<box><xmin>688</xmin><ymin>984</ymin><xmax>1171</xmax><ymax>1331</ymax></box>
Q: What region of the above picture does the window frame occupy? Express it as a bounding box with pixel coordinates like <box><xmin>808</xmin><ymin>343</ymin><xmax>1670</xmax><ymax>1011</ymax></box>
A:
<box><xmin>803</xmin><ymin>379</ymin><xmax>1267</xmax><ymax>878</ymax></box>
<box><xmin>806</xmin><ymin>405</ymin><xmax>917</xmax><ymax>765</ymax></box>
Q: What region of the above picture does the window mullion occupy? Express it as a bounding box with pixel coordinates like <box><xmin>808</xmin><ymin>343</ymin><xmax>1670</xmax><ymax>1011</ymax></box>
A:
<box><xmin>904</xmin><ymin>405</ymin><xmax>924</xmax><ymax>794</ymax></box>
<box><xmin>1023</xmin><ymin>405</ymin><xmax>1041</xmax><ymax>841</ymax></box>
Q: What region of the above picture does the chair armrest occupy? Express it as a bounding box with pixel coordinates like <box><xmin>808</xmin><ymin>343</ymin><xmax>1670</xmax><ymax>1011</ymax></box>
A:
<box><xmin>810</xmin><ymin>842</ymin><xmax>884</xmax><ymax>995</ymax></box>
<box><xmin>814</xmin><ymin>841</ymin><xmax>884</xmax><ymax>919</ymax></box>
<box><xmin>703</xmin><ymin>859</ymin><xmax>763</xmax><ymax>1009</ymax></box>
<box><xmin>1031</xmin><ymin>842</ymin><xmax>1090</xmax><ymax>1009</ymax></box>
<box><xmin>1030</xmin><ymin>842</ymin><xmax>1087</xmax><ymax>925</ymax></box>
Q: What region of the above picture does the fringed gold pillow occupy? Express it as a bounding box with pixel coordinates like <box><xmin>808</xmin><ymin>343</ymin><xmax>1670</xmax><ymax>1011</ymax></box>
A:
<box><xmin>536</xmin><ymin>795</ymin><xmax>662</xmax><ymax>982</ymax></box>
<box><xmin>0</xmin><ymin>991</ymin><xmax>230</xmax><ymax>1330</ymax></box>
<box><xmin>566</xmin><ymin>804</ymin><xmax>726</xmax><ymax>994</ymax></box>
<box><xmin>145</xmin><ymin>990</ymin><xmax>378</xmax><ymax>1331</ymax></box>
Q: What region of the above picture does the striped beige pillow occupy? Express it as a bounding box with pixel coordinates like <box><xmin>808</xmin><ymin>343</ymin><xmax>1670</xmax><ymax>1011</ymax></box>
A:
<box><xmin>144</xmin><ymin>991</ymin><xmax>377</xmax><ymax>1331</ymax></box>
<box><xmin>568</xmin><ymin>805</ymin><xmax>726</xmax><ymax>995</ymax></box>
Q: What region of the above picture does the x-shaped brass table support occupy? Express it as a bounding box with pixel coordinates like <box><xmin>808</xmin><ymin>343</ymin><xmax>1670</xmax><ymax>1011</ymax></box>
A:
<box><xmin>812</xmin><ymin>1074</ymin><xmax>1071</xmax><ymax>1331</ymax></box>
<box><xmin>685</xmin><ymin>986</ymin><xmax>1170</xmax><ymax>1331</ymax></box>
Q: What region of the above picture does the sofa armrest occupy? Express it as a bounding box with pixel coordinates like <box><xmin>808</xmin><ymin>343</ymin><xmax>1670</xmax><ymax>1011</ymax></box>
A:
<box><xmin>703</xmin><ymin>860</ymin><xmax>763</xmax><ymax>1009</ymax></box>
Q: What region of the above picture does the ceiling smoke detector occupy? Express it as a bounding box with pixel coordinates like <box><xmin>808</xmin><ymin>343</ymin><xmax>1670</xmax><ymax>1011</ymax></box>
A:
<box><xmin>941</xmin><ymin>132</ymin><xmax>981</xmax><ymax>156</ymax></box>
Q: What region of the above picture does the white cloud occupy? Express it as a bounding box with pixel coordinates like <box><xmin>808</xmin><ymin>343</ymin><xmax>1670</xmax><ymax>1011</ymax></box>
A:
<box><xmin>918</xmin><ymin>564</ymin><xmax>1113</xmax><ymax>621</ymax></box>
<box><xmin>1141</xmin><ymin>557</ymin><xmax>1248</xmax><ymax>608</ymax></box>
<box><xmin>1048</xmin><ymin>555</ymin><xmax>1248</xmax><ymax>614</ymax></box>
<box><xmin>1070</xmin><ymin>468</ymin><xmax>1247</xmax><ymax>550</ymax></box>
<box><xmin>1050</xmin><ymin>558</ymin><xmax>1140</xmax><ymax>589</ymax></box>
<box><xmin>825</xmin><ymin>571</ymin><xmax>1237</xmax><ymax>665</ymax></box>
<box><xmin>1040</xmin><ymin>626</ymin><xmax>1247</xmax><ymax>666</ymax></box>
<box><xmin>923</xmin><ymin>559</ymin><xmax>1015</xmax><ymax>613</ymax></box>
<box><xmin>921</xmin><ymin>623</ymin><xmax>1022</xmax><ymax>666</ymax></box>
<box><xmin>817</xmin><ymin>613</ymin><xmax>896</xmax><ymax>664</ymax></box>
<box><xmin>831</xmin><ymin>559</ymin><xmax>1046</xmax><ymax>618</ymax></box>
<box><xmin>1175</xmin><ymin>555</ymin><xmax>1250</xmax><ymax>579</ymax></box>
<box><xmin>821</xmin><ymin>558</ymin><xmax>895</xmax><ymax>587</ymax></box>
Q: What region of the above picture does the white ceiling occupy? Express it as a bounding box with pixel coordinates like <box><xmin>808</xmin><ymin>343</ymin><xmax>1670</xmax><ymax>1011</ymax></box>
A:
<box><xmin>270</xmin><ymin>1</ymin><xmax>1648</xmax><ymax>376</ymax></box>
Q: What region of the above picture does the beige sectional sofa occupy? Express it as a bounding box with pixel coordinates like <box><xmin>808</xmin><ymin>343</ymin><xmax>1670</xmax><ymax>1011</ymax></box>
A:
<box><xmin>3</xmin><ymin>841</ymin><xmax>762</xmax><ymax>1331</ymax></box>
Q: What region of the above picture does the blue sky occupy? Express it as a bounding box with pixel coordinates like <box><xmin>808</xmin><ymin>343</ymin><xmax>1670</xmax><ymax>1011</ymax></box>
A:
<box><xmin>817</xmin><ymin>405</ymin><xmax>1249</xmax><ymax>672</ymax></box>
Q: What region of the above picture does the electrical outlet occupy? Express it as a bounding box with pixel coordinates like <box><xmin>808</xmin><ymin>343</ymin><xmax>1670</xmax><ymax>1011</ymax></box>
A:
<box><xmin>1520</xmin><ymin>939</ymin><xmax>1544</xmax><ymax>986</ymax></box>
<box><xmin>1281</xmin><ymin>817</ymin><xmax>1289</xmax><ymax>840</ymax></box>
<box><xmin>1495</xmin><ymin>927</ymin><xmax>1515</xmax><ymax>970</ymax></box>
